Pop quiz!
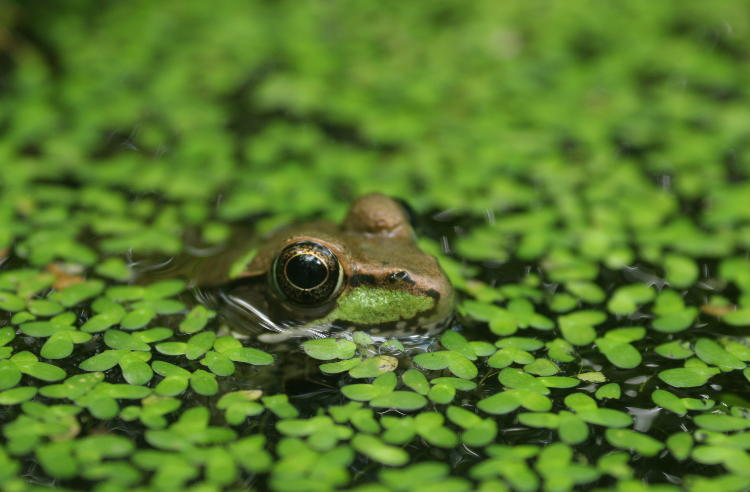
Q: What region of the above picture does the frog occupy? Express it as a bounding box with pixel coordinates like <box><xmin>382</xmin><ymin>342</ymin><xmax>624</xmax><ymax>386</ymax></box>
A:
<box><xmin>195</xmin><ymin>193</ymin><xmax>455</xmax><ymax>342</ymax></box>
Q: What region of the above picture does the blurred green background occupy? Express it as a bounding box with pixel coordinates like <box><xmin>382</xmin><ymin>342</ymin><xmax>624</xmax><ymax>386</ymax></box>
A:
<box><xmin>3</xmin><ymin>0</ymin><xmax>749</xmax><ymax>219</ymax></box>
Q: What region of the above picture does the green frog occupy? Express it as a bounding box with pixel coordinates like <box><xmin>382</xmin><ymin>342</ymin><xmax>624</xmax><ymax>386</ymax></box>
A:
<box><xmin>169</xmin><ymin>193</ymin><xmax>454</xmax><ymax>342</ymax></box>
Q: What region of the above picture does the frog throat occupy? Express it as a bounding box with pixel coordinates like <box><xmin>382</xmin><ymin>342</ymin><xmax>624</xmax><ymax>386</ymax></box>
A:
<box><xmin>320</xmin><ymin>286</ymin><xmax>435</xmax><ymax>327</ymax></box>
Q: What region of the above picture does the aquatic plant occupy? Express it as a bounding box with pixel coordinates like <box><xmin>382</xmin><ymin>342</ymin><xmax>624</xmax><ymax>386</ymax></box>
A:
<box><xmin>1</xmin><ymin>1</ymin><xmax>750</xmax><ymax>490</ymax></box>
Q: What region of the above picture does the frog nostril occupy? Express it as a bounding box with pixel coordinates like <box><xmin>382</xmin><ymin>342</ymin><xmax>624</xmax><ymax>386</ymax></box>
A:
<box><xmin>388</xmin><ymin>270</ymin><xmax>414</xmax><ymax>284</ymax></box>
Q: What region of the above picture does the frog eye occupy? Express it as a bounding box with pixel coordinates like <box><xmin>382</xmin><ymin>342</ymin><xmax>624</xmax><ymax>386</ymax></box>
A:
<box><xmin>272</xmin><ymin>241</ymin><xmax>343</xmax><ymax>305</ymax></box>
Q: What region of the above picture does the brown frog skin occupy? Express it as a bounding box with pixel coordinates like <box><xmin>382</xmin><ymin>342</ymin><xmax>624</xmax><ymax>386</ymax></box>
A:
<box><xmin>205</xmin><ymin>193</ymin><xmax>455</xmax><ymax>340</ymax></box>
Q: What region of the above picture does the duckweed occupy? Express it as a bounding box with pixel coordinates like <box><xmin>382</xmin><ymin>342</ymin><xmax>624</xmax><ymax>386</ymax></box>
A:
<box><xmin>2</xmin><ymin>0</ymin><xmax>750</xmax><ymax>491</ymax></box>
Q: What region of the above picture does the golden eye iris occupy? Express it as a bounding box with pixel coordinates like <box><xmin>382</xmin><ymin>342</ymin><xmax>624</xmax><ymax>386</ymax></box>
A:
<box><xmin>272</xmin><ymin>241</ymin><xmax>343</xmax><ymax>305</ymax></box>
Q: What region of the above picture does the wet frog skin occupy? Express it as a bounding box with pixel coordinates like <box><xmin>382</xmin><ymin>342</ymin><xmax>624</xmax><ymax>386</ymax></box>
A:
<box><xmin>215</xmin><ymin>193</ymin><xmax>455</xmax><ymax>340</ymax></box>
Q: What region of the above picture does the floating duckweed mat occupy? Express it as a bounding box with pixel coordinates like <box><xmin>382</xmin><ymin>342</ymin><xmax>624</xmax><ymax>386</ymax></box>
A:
<box><xmin>2</xmin><ymin>0</ymin><xmax>750</xmax><ymax>491</ymax></box>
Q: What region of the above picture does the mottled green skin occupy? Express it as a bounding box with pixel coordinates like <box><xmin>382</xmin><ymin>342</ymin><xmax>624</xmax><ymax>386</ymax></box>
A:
<box><xmin>320</xmin><ymin>287</ymin><xmax>436</xmax><ymax>327</ymax></box>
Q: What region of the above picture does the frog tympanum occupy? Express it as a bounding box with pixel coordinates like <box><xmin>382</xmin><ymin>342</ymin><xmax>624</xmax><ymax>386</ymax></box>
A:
<box><xmin>188</xmin><ymin>194</ymin><xmax>454</xmax><ymax>342</ymax></box>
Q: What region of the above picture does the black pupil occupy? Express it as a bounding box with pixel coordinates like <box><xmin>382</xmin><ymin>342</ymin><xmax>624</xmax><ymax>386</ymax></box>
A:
<box><xmin>285</xmin><ymin>254</ymin><xmax>328</xmax><ymax>289</ymax></box>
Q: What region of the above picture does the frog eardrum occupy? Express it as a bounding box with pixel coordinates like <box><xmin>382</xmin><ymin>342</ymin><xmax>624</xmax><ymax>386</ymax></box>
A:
<box><xmin>272</xmin><ymin>241</ymin><xmax>344</xmax><ymax>305</ymax></box>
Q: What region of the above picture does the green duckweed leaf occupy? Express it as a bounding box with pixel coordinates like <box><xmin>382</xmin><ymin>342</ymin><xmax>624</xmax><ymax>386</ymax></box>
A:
<box><xmin>0</xmin><ymin>386</ymin><xmax>37</xmax><ymax>405</ymax></box>
<box><xmin>523</xmin><ymin>358</ymin><xmax>560</xmax><ymax>376</ymax></box>
<box><xmin>51</xmin><ymin>280</ymin><xmax>104</xmax><ymax>307</ymax></box>
<box><xmin>694</xmin><ymin>338</ymin><xmax>746</xmax><ymax>371</ymax></box>
<box><xmin>155</xmin><ymin>376</ymin><xmax>189</xmax><ymax>397</ymax></box>
<box><xmin>382</xmin><ymin>416</ymin><xmax>417</xmax><ymax>445</ymax></box>
<box><xmin>469</xmin><ymin>341</ymin><xmax>496</xmax><ymax>357</ymax></box>
<box><xmin>694</xmin><ymin>414</ymin><xmax>750</xmax><ymax>432</ymax></box>
<box><xmin>577</xmin><ymin>371</ymin><xmax>606</xmax><ymax>383</ymax></box>
<box><xmin>10</xmin><ymin>311</ymin><xmax>35</xmax><ymax>325</ymax></box>
<box><xmin>564</xmin><ymin>393</ymin><xmax>597</xmax><ymax>412</ymax></box>
<box><xmin>0</xmin><ymin>292</ymin><xmax>25</xmax><ymax>311</ymax></box>
<box><xmin>595</xmin><ymin>338</ymin><xmax>642</xmax><ymax>369</ymax></box>
<box><xmin>659</xmin><ymin>365</ymin><xmax>720</xmax><ymax>388</ymax></box>
<box><xmin>447</xmin><ymin>352</ymin><xmax>478</xmax><ymax>379</ymax></box>
<box><xmin>546</xmin><ymin>338</ymin><xmax>576</xmax><ymax>363</ymax></box>
<box><xmin>104</xmin><ymin>329</ymin><xmax>150</xmax><ymax>351</ymax></box>
<box><xmin>120</xmin><ymin>306</ymin><xmax>156</xmax><ymax>330</ymax></box>
<box><xmin>144</xmin><ymin>279</ymin><xmax>186</xmax><ymax>300</ymax></box>
<box><xmin>81</xmin><ymin>311</ymin><xmax>123</xmax><ymax>333</ymax></box>
<box><xmin>201</xmin><ymin>351</ymin><xmax>235</xmax><ymax>376</ymax></box>
<box><xmin>41</xmin><ymin>331</ymin><xmax>77</xmax><ymax>359</ymax></box>
<box><xmin>558</xmin><ymin>411</ymin><xmax>588</xmax><ymax>445</ymax></box>
<box><xmin>20</xmin><ymin>320</ymin><xmax>70</xmax><ymax>337</ymax></box>
<box><xmin>349</xmin><ymin>356</ymin><xmax>398</xmax><ymax>378</ymax></box>
<box><xmin>133</xmin><ymin>327</ymin><xmax>173</xmax><ymax>344</ymax></box>
<box><xmin>341</xmin><ymin>383</ymin><xmax>386</xmax><ymax>401</ymax></box>
<box><xmin>559</xmin><ymin>310</ymin><xmax>605</xmax><ymax>346</ymax></box>
<box><xmin>185</xmin><ymin>331</ymin><xmax>216</xmax><ymax>359</ymax></box>
<box><xmin>478</xmin><ymin>389</ymin><xmax>552</xmax><ymax>415</ymax></box>
<box><xmin>155</xmin><ymin>342</ymin><xmax>187</xmax><ymax>356</ymax></box>
<box><xmin>667</xmin><ymin>432</ymin><xmax>693</xmax><ymax>461</ymax></box>
<box><xmin>370</xmin><ymin>391</ymin><xmax>428</xmax><ymax>411</ymax></box>
<box><xmin>352</xmin><ymin>434</ymin><xmax>408</xmax><ymax>466</ymax></box>
<box><xmin>379</xmin><ymin>462</ymin><xmax>449</xmax><ymax>491</ymax></box>
<box><xmin>655</xmin><ymin>340</ymin><xmax>694</xmax><ymax>359</ymax></box>
<box><xmin>0</xmin><ymin>361</ymin><xmax>22</xmax><ymax>390</ymax></box>
<box><xmin>498</xmin><ymin>368</ymin><xmax>548</xmax><ymax>394</ymax></box>
<box><xmin>724</xmin><ymin>309</ymin><xmax>750</xmax><ymax>326</ymax></box>
<box><xmin>414</xmin><ymin>412</ymin><xmax>459</xmax><ymax>448</ymax></box>
<box><xmin>319</xmin><ymin>358</ymin><xmax>362</xmax><ymax>374</ymax></box>
<box><xmin>119</xmin><ymin>353</ymin><xmax>154</xmax><ymax>385</ymax></box>
<box><xmin>36</xmin><ymin>441</ymin><xmax>77</xmax><ymax>479</ymax></box>
<box><xmin>14</xmin><ymin>353</ymin><xmax>66</xmax><ymax>381</ymax></box>
<box><xmin>538</xmin><ymin>376</ymin><xmax>580</xmax><ymax>389</ymax></box>
<box><xmin>224</xmin><ymin>347</ymin><xmax>274</xmax><ymax>365</ymax></box>
<box><xmin>179</xmin><ymin>305</ymin><xmax>214</xmax><ymax>333</ymax></box>
<box><xmin>262</xmin><ymin>394</ymin><xmax>299</xmax><ymax>419</ymax></box>
<box><xmin>566</xmin><ymin>281</ymin><xmax>606</xmax><ymax>304</ymax></box>
<box><xmin>351</xmin><ymin>408</ymin><xmax>381</xmax><ymax>434</ymax></box>
<box><xmin>664</xmin><ymin>254</ymin><xmax>699</xmax><ymax>288</ymax></box>
<box><xmin>95</xmin><ymin>257</ymin><xmax>132</xmax><ymax>281</ymax></box>
<box><xmin>431</xmin><ymin>377</ymin><xmax>477</xmax><ymax>392</ymax></box>
<box><xmin>518</xmin><ymin>412</ymin><xmax>559</xmax><ymax>429</ymax></box>
<box><xmin>428</xmin><ymin>383</ymin><xmax>456</xmax><ymax>404</ymax></box>
<box><xmin>477</xmin><ymin>391</ymin><xmax>520</xmax><ymax>415</ymax></box>
<box><xmin>577</xmin><ymin>408</ymin><xmax>632</xmax><ymax>428</ymax></box>
<box><xmin>402</xmin><ymin>369</ymin><xmax>430</xmax><ymax>395</ymax></box>
<box><xmin>652</xmin><ymin>306</ymin><xmax>698</xmax><ymax>333</ymax></box>
<box><xmin>595</xmin><ymin>383</ymin><xmax>621</xmax><ymax>400</ymax></box>
<box><xmin>303</xmin><ymin>338</ymin><xmax>357</xmax><ymax>360</ymax></box>
<box><xmin>413</xmin><ymin>351</ymin><xmax>452</xmax><ymax>371</ymax></box>
<box><xmin>605</xmin><ymin>429</ymin><xmax>664</xmax><ymax>457</ymax></box>
<box><xmin>549</xmin><ymin>293</ymin><xmax>578</xmax><ymax>312</ymax></box>
<box><xmin>652</xmin><ymin>389</ymin><xmax>687</xmax><ymax>416</ymax></box>
<box><xmin>190</xmin><ymin>369</ymin><xmax>218</xmax><ymax>395</ymax></box>
<box><xmin>78</xmin><ymin>350</ymin><xmax>127</xmax><ymax>371</ymax></box>
<box><xmin>462</xmin><ymin>419</ymin><xmax>498</xmax><ymax>447</ymax></box>
<box><xmin>446</xmin><ymin>405</ymin><xmax>482</xmax><ymax>429</ymax></box>
<box><xmin>27</xmin><ymin>299</ymin><xmax>63</xmax><ymax>317</ymax></box>
<box><xmin>607</xmin><ymin>284</ymin><xmax>654</xmax><ymax>315</ymax></box>
<box><xmin>440</xmin><ymin>330</ymin><xmax>476</xmax><ymax>360</ymax></box>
